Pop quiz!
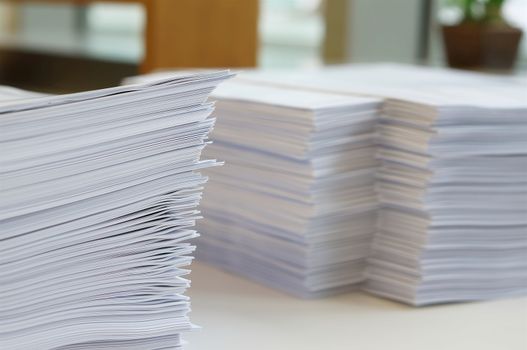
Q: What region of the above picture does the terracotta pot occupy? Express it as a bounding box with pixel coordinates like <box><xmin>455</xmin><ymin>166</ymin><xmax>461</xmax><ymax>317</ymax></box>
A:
<box><xmin>442</xmin><ymin>24</ymin><xmax>523</xmax><ymax>70</ymax></box>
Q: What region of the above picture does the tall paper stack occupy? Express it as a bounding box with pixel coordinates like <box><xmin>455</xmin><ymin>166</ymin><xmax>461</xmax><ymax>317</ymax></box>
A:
<box><xmin>197</xmin><ymin>81</ymin><xmax>382</xmax><ymax>297</ymax></box>
<box><xmin>366</xmin><ymin>86</ymin><xmax>527</xmax><ymax>305</ymax></box>
<box><xmin>0</xmin><ymin>71</ymin><xmax>231</xmax><ymax>349</ymax></box>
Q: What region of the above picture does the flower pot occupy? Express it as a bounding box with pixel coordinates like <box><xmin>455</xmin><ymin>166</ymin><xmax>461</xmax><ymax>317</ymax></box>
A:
<box><xmin>442</xmin><ymin>24</ymin><xmax>523</xmax><ymax>70</ymax></box>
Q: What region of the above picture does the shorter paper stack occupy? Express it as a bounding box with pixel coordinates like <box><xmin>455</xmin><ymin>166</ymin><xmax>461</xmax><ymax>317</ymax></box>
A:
<box><xmin>366</xmin><ymin>86</ymin><xmax>527</xmax><ymax>305</ymax></box>
<box><xmin>197</xmin><ymin>81</ymin><xmax>382</xmax><ymax>297</ymax></box>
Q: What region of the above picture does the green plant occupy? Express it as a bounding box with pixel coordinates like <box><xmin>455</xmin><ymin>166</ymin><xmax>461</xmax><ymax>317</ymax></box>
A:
<box><xmin>446</xmin><ymin>0</ymin><xmax>509</xmax><ymax>25</ymax></box>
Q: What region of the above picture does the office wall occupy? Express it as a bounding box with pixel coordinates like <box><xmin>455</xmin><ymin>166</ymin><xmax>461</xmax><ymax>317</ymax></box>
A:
<box><xmin>347</xmin><ymin>0</ymin><xmax>423</xmax><ymax>64</ymax></box>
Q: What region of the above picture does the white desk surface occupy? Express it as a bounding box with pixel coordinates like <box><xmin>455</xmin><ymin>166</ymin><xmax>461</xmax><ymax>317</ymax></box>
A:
<box><xmin>185</xmin><ymin>262</ymin><xmax>527</xmax><ymax>350</ymax></box>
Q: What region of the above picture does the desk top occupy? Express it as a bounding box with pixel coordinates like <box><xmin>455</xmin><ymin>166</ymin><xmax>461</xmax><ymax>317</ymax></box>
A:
<box><xmin>186</xmin><ymin>262</ymin><xmax>527</xmax><ymax>350</ymax></box>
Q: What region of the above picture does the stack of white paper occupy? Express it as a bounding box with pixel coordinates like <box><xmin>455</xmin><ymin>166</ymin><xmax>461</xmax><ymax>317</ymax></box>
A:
<box><xmin>365</xmin><ymin>86</ymin><xmax>527</xmax><ymax>305</ymax></box>
<box><xmin>234</xmin><ymin>65</ymin><xmax>527</xmax><ymax>305</ymax></box>
<box><xmin>195</xmin><ymin>81</ymin><xmax>382</xmax><ymax>297</ymax></box>
<box><xmin>0</xmin><ymin>70</ymin><xmax>231</xmax><ymax>349</ymax></box>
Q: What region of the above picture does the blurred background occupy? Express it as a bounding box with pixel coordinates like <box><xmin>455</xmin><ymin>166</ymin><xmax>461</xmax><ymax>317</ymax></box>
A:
<box><xmin>0</xmin><ymin>0</ymin><xmax>525</xmax><ymax>93</ymax></box>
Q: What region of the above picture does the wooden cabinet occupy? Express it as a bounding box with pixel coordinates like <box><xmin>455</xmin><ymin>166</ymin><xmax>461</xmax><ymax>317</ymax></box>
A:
<box><xmin>3</xmin><ymin>0</ymin><xmax>259</xmax><ymax>72</ymax></box>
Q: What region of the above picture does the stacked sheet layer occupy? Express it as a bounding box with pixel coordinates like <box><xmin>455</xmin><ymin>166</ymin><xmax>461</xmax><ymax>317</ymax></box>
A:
<box><xmin>365</xmin><ymin>87</ymin><xmax>527</xmax><ymax>305</ymax></box>
<box><xmin>0</xmin><ymin>71</ymin><xmax>230</xmax><ymax>349</ymax></box>
<box><xmin>196</xmin><ymin>81</ymin><xmax>382</xmax><ymax>297</ymax></box>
